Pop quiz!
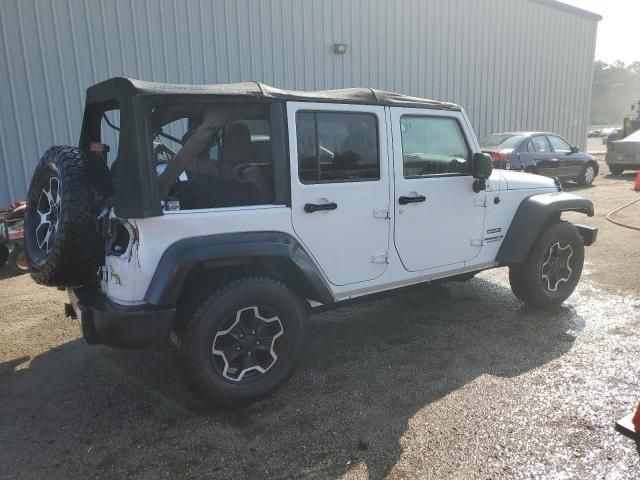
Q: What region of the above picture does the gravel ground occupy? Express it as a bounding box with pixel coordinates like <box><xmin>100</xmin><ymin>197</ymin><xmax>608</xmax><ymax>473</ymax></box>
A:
<box><xmin>1</xmin><ymin>158</ymin><xmax>639</xmax><ymax>479</ymax></box>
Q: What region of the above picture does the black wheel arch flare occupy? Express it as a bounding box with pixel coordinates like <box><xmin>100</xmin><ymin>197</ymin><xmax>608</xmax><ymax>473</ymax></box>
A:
<box><xmin>144</xmin><ymin>231</ymin><xmax>335</xmax><ymax>306</ymax></box>
<box><xmin>496</xmin><ymin>192</ymin><xmax>595</xmax><ymax>265</ymax></box>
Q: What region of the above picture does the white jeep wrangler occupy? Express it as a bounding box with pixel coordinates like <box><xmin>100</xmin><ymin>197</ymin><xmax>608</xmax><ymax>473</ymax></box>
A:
<box><xmin>24</xmin><ymin>78</ymin><xmax>597</xmax><ymax>405</ymax></box>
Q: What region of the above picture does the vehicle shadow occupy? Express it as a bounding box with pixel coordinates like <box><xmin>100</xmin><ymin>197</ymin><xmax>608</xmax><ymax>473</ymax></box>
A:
<box><xmin>0</xmin><ymin>276</ymin><xmax>584</xmax><ymax>479</ymax></box>
<box><xmin>561</xmin><ymin>181</ymin><xmax>593</xmax><ymax>192</ymax></box>
<box><xmin>602</xmin><ymin>172</ymin><xmax>638</xmax><ymax>181</ymax></box>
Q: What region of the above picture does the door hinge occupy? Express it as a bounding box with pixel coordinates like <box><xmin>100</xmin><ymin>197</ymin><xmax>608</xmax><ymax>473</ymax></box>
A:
<box><xmin>374</xmin><ymin>208</ymin><xmax>390</xmax><ymax>219</ymax></box>
<box><xmin>470</xmin><ymin>238</ymin><xmax>483</xmax><ymax>246</ymax></box>
<box><xmin>474</xmin><ymin>198</ymin><xmax>487</xmax><ymax>207</ymax></box>
<box><xmin>371</xmin><ymin>252</ymin><xmax>389</xmax><ymax>264</ymax></box>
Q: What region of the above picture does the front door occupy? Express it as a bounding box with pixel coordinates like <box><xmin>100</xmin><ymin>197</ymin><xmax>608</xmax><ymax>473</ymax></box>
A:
<box><xmin>530</xmin><ymin>135</ymin><xmax>559</xmax><ymax>177</ymax></box>
<box><xmin>547</xmin><ymin>134</ymin><xmax>581</xmax><ymax>178</ymax></box>
<box><xmin>288</xmin><ymin>102</ymin><xmax>390</xmax><ymax>286</ymax></box>
<box><xmin>391</xmin><ymin>108</ymin><xmax>485</xmax><ymax>272</ymax></box>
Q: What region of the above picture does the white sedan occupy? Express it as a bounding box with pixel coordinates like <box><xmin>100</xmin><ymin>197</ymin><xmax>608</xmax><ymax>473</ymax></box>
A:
<box><xmin>606</xmin><ymin>129</ymin><xmax>640</xmax><ymax>175</ymax></box>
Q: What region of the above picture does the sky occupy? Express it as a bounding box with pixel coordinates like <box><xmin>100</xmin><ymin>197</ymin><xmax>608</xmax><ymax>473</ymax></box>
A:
<box><xmin>560</xmin><ymin>0</ymin><xmax>640</xmax><ymax>65</ymax></box>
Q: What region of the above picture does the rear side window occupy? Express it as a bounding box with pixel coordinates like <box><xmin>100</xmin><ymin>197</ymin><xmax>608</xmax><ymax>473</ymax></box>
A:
<box><xmin>526</xmin><ymin>141</ymin><xmax>535</xmax><ymax>153</ymax></box>
<box><xmin>296</xmin><ymin>112</ymin><xmax>379</xmax><ymax>183</ymax></box>
<box><xmin>548</xmin><ymin>135</ymin><xmax>571</xmax><ymax>153</ymax></box>
<box><xmin>400</xmin><ymin>116</ymin><xmax>470</xmax><ymax>177</ymax></box>
<box><xmin>480</xmin><ymin>134</ymin><xmax>524</xmax><ymax>149</ymax></box>
<box><xmin>531</xmin><ymin>136</ymin><xmax>551</xmax><ymax>153</ymax></box>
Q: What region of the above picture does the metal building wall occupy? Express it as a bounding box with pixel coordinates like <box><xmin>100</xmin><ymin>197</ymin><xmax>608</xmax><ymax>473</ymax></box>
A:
<box><xmin>0</xmin><ymin>0</ymin><xmax>599</xmax><ymax>206</ymax></box>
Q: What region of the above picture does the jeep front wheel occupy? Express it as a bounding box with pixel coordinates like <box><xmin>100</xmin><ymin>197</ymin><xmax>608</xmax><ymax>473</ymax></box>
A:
<box><xmin>181</xmin><ymin>278</ymin><xmax>306</xmax><ymax>406</ymax></box>
<box><xmin>509</xmin><ymin>221</ymin><xmax>584</xmax><ymax>309</ymax></box>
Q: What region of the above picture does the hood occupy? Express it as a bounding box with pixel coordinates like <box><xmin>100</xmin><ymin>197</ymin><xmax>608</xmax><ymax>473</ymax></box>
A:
<box><xmin>498</xmin><ymin>170</ymin><xmax>558</xmax><ymax>191</ymax></box>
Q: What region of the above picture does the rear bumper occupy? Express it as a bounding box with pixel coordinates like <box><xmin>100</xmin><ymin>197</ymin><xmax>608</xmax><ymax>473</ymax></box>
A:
<box><xmin>575</xmin><ymin>224</ymin><xmax>598</xmax><ymax>246</ymax></box>
<box><xmin>67</xmin><ymin>286</ymin><xmax>175</xmax><ymax>349</ymax></box>
<box><xmin>606</xmin><ymin>152</ymin><xmax>640</xmax><ymax>167</ymax></box>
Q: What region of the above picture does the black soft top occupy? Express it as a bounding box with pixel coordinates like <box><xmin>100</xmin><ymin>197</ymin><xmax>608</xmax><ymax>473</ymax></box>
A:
<box><xmin>86</xmin><ymin>77</ymin><xmax>461</xmax><ymax>111</ymax></box>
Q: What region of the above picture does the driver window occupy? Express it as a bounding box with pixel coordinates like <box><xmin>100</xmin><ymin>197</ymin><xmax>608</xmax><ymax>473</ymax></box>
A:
<box><xmin>152</xmin><ymin>103</ymin><xmax>274</xmax><ymax>210</ymax></box>
<box><xmin>400</xmin><ymin>116</ymin><xmax>470</xmax><ymax>177</ymax></box>
<box><xmin>548</xmin><ymin>135</ymin><xmax>572</xmax><ymax>153</ymax></box>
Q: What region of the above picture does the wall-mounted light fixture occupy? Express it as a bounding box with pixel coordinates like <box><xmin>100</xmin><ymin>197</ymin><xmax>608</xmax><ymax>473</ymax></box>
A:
<box><xmin>333</xmin><ymin>43</ymin><xmax>348</xmax><ymax>54</ymax></box>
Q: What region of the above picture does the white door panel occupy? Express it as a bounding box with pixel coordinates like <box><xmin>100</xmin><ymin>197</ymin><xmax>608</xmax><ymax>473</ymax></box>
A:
<box><xmin>288</xmin><ymin>102</ymin><xmax>390</xmax><ymax>286</ymax></box>
<box><xmin>391</xmin><ymin>108</ymin><xmax>485</xmax><ymax>272</ymax></box>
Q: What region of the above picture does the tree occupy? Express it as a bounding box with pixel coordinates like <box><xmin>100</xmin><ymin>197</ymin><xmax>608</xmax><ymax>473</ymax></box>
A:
<box><xmin>590</xmin><ymin>61</ymin><xmax>640</xmax><ymax>125</ymax></box>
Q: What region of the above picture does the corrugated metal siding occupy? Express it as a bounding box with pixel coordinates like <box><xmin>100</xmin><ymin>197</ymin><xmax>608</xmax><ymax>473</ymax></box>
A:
<box><xmin>0</xmin><ymin>0</ymin><xmax>598</xmax><ymax>206</ymax></box>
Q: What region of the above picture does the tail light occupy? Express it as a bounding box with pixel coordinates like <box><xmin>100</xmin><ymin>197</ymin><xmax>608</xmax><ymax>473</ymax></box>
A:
<box><xmin>488</xmin><ymin>151</ymin><xmax>509</xmax><ymax>168</ymax></box>
<box><xmin>106</xmin><ymin>219</ymin><xmax>135</xmax><ymax>257</ymax></box>
<box><xmin>607</xmin><ymin>142</ymin><xmax>615</xmax><ymax>152</ymax></box>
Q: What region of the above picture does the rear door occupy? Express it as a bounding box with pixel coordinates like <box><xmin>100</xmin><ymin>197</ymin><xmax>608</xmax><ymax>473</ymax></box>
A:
<box><xmin>531</xmin><ymin>135</ymin><xmax>558</xmax><ymax>177</ymax></box>
<box><xmin>391</xmin><ymin>108</ymin><xmax>485</xmax><ymax>272</ymax></box>
<box><xmin>287</xmin><ymin>102</ymin><xmax>391</xmax><ymax>286</ymax></box>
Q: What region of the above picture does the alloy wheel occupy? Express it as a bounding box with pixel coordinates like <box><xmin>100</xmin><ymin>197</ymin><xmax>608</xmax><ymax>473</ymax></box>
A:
<box><xmin>211</xmin><ymin>306</ymin><xmax>284</xmax><ymax>382</ymax></box>
<box><xmin>541</xmin><ymin>241</ymin><xmax>573</xmax><ymax>292</ymax></box>
<box><xmin>584</xmin><ymin>166</ymin><xmax>595</xmax><ymax>184</ymax></box>
<box><xmin>35</xmin><ymin>177</ymin><xmax>60</xmax><ymax>254</ymax></box>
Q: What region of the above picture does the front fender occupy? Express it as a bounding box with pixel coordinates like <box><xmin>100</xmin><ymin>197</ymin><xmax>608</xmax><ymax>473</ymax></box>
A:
<box><xmin>496</xmin><ymin>192</ymin><xmax>594</xmax><ymax>265</ymax></box>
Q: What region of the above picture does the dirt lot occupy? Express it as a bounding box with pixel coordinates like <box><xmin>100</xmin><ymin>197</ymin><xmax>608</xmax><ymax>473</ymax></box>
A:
<box><xmin>1</xmin><ymin>159</ymin><xmax>639</xmax><ymax>479</ymax></box>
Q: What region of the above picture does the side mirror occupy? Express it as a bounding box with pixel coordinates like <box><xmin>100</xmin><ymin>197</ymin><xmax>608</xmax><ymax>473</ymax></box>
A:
<box><xmin>472</xmin><ymin>152</ymin><xmax>493</xmax><ymax>193</ymax></box>
<box><xmin>570</xmin><ymin>146</ymin><xmax>579</xmax><ymax>154</ymax></box>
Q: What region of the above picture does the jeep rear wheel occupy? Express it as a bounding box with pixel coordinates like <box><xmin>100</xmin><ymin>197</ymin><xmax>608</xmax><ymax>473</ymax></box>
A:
<box><xmin>25</xmin><ymin>146</ymin><xmax>109</xmax><ymax>286</ymax></box>
<box><xmin>181</xmin><ymin>277</ymin><xmax>306</xmax><ymax>406</ymax></box>
<box><xmin>509</xmin><ymin>221</ymin><xmax>584</xmax><ymax>310</ymax></box>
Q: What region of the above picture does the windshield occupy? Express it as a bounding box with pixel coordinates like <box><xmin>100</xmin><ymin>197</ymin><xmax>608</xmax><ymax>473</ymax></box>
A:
<box><xmin>480</xmin><ymin>134</ymin><xmax>524</xmax><ymax>149</ymax></box>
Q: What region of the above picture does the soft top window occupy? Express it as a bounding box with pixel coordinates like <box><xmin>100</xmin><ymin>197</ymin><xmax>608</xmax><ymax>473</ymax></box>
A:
<box><xmin>151</xmin><ymin>103</ymin><xmax>277</xmax><ymax>211</ymax></box>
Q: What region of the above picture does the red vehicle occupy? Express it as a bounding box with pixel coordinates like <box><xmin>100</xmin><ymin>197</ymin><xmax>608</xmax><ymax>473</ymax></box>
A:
<box><xmin>0</xmin><ymin>201</ymin><xmax>28</xmax><ymax>274</ymax></box>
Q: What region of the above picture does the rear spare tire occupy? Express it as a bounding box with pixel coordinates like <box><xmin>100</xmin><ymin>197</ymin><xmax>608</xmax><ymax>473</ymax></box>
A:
<box><xmin>25</xmin><ymin>146</ymin><xmax>108</xmax><ymax>286</ymax></box>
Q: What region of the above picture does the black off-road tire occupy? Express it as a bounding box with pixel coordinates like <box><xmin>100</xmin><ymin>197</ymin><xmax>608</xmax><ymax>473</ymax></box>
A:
<box><xmin>509</xmin><ymin>221</ymin><xmax>584</xmax><ymax>310</ymax></box>
<box><xmin>576</xmin><ymin>162</ymin><xmax>597</xmax><ymax>186</ymax></box>
<box><xmin>181</xmin><ymin>277</ymin><xmax>307</xmax><ymax>407</ymax></box>
<box><xmin>8</xmin><ymin>246</ymin><xmax>29</xmax><ymax>275</ymax></box>
<box><xmin>25</xmin><ymin>146</ymin><xmax>108</xmax><ymax>286</ymax></box>
<box><xmin>608</xmin><ymin>166</ymin><xmax>623</xmax><ymax>176</ymax></box>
